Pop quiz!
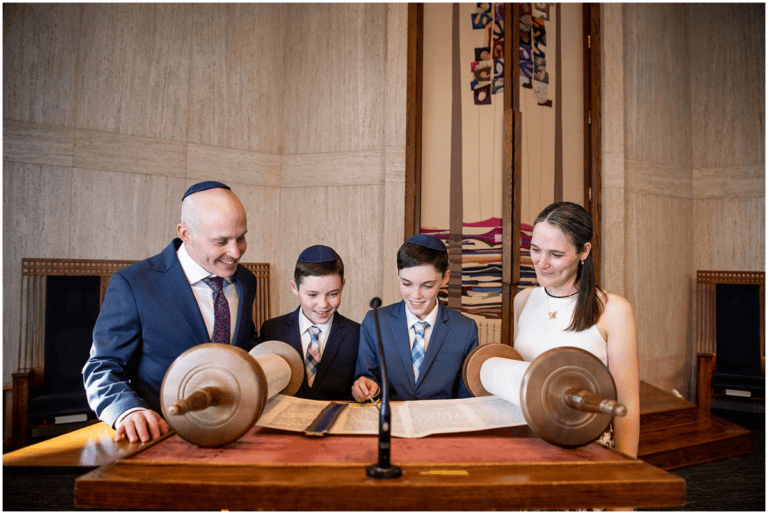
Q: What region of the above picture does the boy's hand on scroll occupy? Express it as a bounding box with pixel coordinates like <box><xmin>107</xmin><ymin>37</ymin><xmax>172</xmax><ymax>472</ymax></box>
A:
<box><xmin>352</xmin><ymin>377</ymin><xmax>380</xmax><ymax>403</ymax></box>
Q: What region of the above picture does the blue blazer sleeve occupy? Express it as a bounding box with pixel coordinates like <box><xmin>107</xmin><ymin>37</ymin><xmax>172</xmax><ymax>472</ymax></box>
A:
<box><xmin>82</xmin><ymin>271</ymin><xmax>148</xmax><ymax>428</ymax></box>
<box><xmin>353</xmin><ymin>310</ymin><xmax>382</xmax><ymax>389</ymax></box>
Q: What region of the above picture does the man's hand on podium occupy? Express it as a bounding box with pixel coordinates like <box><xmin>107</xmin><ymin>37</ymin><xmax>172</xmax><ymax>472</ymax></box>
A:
<box><xmin>115</xmin><ymin>409</ymin><xmax>170</xmax><ymax>443</ymax></box>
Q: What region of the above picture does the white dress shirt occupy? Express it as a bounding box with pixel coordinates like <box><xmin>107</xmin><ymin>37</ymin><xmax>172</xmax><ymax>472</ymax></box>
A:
<box><xmin>177</xmin><ymin>242</ymin><xmax>239</xmax><ymax>345</ymax></box>
<box><xmin>404</xmin><ymin>300</ymin><xmax>439</xmax><ymax>353</ymax></box>
<box><xmin>298</xmin><ymin>308</ymin><xmax>334</xmax><ymax>361</ymax></box>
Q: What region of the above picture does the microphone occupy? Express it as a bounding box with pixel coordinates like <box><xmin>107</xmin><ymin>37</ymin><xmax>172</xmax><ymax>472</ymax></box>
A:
<box><xmin>366</xmin><ymin>297</ymin><xmax>402</xmax><ymax>479</ymax></box>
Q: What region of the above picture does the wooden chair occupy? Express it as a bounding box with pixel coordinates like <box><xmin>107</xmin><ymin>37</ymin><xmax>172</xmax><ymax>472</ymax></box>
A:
<box><xmin>696</xmin><ymin>270</ymin><xmax>765</xmax><ymax>413</ymax></box>
<box><xmin>12</xmin><ymin>258</ymin><xmax>270</xmax><ymax>449</ymax></box>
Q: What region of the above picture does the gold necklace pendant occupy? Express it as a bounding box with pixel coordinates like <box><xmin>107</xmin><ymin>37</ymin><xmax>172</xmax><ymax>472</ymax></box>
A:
<box><xmin>545</xmin><ymin>288</ymin><xmax>576</xmax><ymax>321</ymax></box>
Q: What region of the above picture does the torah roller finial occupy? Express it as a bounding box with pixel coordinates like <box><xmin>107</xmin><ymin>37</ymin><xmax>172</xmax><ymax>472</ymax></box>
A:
<box><xmin>160</xmin><ymin>341</ymin><xmax>304</xmax><ymax>447</ymax></box>
<box><xmin>462</xmin><ymin>344</ymin><xmax>627</xmax><ymax>448</ymax></box>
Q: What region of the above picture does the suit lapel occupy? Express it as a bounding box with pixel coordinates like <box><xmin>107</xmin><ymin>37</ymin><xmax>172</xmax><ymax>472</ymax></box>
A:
<box><xmin>414</xmin><ymin>303</ymin><xmax>450</xmax><ymax>390</ymax></box>
<box><xmin>313</xmin><ymin>314</ymin><xmax>345</xmax><ymax>387</ymax></box>
<box><xmin>282</xmin><ymin>307</ymin><xmax>304</xmax><ymax>358</ymax></box>
<box><xmin>390</xmin><ymin>301</ymin><xmax>417</xmax><ymax>391</ymax></box>
<box><xmin>231</xmin><ymin>272</ymin><xmax>246</xmax><ymax>344</ymax></box>
<box><xmin>156</xmin><ymin>250</ymin><xmax>209</xmax><ymax>348</ymax></box>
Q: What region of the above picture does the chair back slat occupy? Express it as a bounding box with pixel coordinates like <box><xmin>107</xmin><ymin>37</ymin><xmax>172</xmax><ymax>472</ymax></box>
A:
<box><xmin>17</xmin><ymin>258</ymin><xmax>271</xmax><ymax>375</ymax></box>
<box><xmin>696</xmin><ymin>270</ymin><xmax>765</xmax><ymax>356</ymax></box>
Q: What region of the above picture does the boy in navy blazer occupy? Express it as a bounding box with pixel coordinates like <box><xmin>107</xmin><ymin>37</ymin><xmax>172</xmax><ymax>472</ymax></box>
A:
<box><xmin>352</xmin><ymin>234</ymin><xmax>478</xmax><ymax>402</ymax></box>
<box><xmin>259</xmin><ymin>245</ymin><xmax>359</xmax><ymax>401</ymax></box>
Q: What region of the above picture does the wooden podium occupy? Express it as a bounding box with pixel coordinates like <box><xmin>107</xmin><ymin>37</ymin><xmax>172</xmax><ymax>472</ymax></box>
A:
<box><xmin>5</xmin><ymin>422</ymin><xmax>685</xmax><ymax>510</ymax></box>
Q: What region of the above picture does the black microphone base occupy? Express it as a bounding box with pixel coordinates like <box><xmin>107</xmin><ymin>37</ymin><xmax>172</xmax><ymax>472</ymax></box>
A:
<box><xmin>366</xmin><ymin>463</ymin><xmax>402</xmax><ymax>479</ymax></box>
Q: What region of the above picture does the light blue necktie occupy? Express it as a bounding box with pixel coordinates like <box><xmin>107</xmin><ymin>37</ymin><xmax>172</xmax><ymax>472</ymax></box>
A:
<box><xmin>412</xmin><ymin>321</ymin><xmax>429</xmax><ymax>381</ymax></box>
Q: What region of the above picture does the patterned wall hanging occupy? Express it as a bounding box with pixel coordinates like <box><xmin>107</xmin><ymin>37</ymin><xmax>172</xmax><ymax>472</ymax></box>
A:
<box><xmin>470</xmin><ymin>3</ymin><xmax>504</xmax><ymax>105</ymax></box>
<box><xmin>472</xmin><ymin>3</ymin><xmax>551</xmax><ymax>107</ymax></box>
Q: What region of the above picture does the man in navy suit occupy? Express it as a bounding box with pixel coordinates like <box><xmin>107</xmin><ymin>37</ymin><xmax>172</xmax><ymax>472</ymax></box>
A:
<box><xmin>83</xmin><ymin>181</ymin><xmax>259</xmax><ymax>443</ymax></box>
<box><xmin>259</xmin><ymin>245</ymin><xmax>359</xmax><ymax>401</ymax></box>
<box><xmin>352</xmin><ymin>234</ymin><xmax>478</xmax><ymax>402</ymax></box>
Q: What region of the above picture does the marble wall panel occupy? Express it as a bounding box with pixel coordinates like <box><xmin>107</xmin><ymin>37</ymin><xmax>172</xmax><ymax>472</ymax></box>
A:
<box><xmin>601</xmin><ymin>3</ymin><xmax>625</xmax><ymax>158</ymax></box>
<box><xmin>3</xmin><ymin>120</ymin><xmax>74</xmax><ymax>167</ymax></box>
<box><xmin>623</xmin><ymin>3</ymin><xmax>692</xmax><ymax>169</ymax></box>
<box><xmin>3</xmin><ymin>163</ymin><xmax>74</xmax><ymax>387</ymax></box>
<box><xmin>75</xmin><ymin>4</ymin><xmax>192</xmax><ymax>142</ymax></box>
<box><xmin>693</xmin><ymin>197</ymin><xmax>765</xmax><ymax>272</ymax></box>
<box><xmin>691</xmin><ymin>4</ymin><xmax>765</xmax><ymax>169</ymax></box>
<box><xmin>693</xmin><ymin>166</ymin><xmax>765</xmax><ymax>199</ymax></box>
<box><xmin>277</xmin><ymin>185</ymin><xmax>385</xmax><ymax>324</ymax></box>
<box><xmin>625</xmin><ymin>192</ymin><xmax>694</xmax><ymax>394</ymax></box>
<box><xmin>624</xmin><ymin>161</ymin><xmax>693</xmax><ymax>198</ymax></box>
<box><xmin>384</xmin><ymin>145</ymin><xmax>406</xmax><ymax>305</ymax></box>
<box><xmin>68</xmin><ymin>170</ymin><xmax>184</xmax><ymax>261</ymax></box>
<box><xmin>283</xmin><ymin>4</ymin><xmax>387</xmax><ymax>155</ymax></box>
<box><xmin>601</xmin><ymin>187</ymin><xmax>626</xmax><ymax>297</ymax></box>
<box><xmin>228</xmin><ymin>184</ymin><xmax>281</xmax><ymax>320</ymax></box>
<box><xmin>281</xmin><ymin>151</ymin><xmax>385</xmax><ymax>187</ymax></box>
<box><xmin>73</xmin><ymin>129</ymin><xmax>186</xmax><ymax>177</ymax></box>
<box><xmin>188</xmin><ymin>4</ymin><xmax>284</xmax><ymax>155</ymax></box>
<box><xmin>386</xmin><ymin>4</ymin><xmax>408</xmax><ymax>149</ymax></box>
<box><xmin>3</xmin><ymin>4</ymin><xmax>80</xmax><ymax>127</ymax></box>
<box><xmin>187</xmin><ymin>144</ymin><xmax>281</xmax><ymax>188</ymax></box>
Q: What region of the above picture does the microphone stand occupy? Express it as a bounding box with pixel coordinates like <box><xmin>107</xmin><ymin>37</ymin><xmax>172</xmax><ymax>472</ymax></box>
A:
<box><xmin>366</xmin><ymin>297</ymin><xmax>402</xmax><ymax>479</ymax></box>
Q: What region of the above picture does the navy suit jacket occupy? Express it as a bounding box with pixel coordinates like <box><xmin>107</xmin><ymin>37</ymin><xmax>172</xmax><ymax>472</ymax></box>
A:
<box><xmin>354</xmin><ymin>301</ymin><xmax>478</xmax><ymax>401</ymax></box>
<box><xmin>83</xmin><ymin>238</ymin><xmax>258</xmax><ymax>427</ymax></box>
<box><xmin>259</xmin><ymin>307</ymin><xmax>360</xmax><ymax>401</ymax></box>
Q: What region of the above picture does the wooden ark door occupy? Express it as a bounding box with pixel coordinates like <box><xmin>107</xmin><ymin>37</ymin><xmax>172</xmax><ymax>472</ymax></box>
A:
<box><xmin>405</xmin><ymin>3</ymin><xmax>601</xmax><ymax>346</ymax></box>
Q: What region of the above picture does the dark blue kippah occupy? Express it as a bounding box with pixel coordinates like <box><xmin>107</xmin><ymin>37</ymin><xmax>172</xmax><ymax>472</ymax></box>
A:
<box><xmin>182</xmin><ymin>181</ymin><xmax>231</xmax><ymax>201</ymax></box>
<box><xmin>407</xmin><ymin>234</ymin><xmax>447</xmax><ymax>252</ymax></box>
<box><xmin>299</xmin><ymin>245</ymin><xmax>340</xmax><ymax>263</ymax></box>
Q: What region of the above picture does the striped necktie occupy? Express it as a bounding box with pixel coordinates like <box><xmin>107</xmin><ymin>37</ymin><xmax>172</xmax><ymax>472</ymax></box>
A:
<box><xmin>412</xmin><ymin>321</ymin><xmax>429</xmax><ymax>381</ymax></box>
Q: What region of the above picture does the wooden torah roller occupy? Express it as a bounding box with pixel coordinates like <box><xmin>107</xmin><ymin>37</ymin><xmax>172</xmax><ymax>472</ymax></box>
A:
<box><xmin>462</xmin><ymin>344</ymin><xmax>627</xmax><ymax>448</ymax></box>
<box><xmin>160</xmin><ymin>341</ymin><xmax>304</xmax><ymax>447</ymax></box>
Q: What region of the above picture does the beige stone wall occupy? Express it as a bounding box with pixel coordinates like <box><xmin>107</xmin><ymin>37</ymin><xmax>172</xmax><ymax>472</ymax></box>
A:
<box><xmin>275</xmin><ymin>3</ymin><xmax>407</xmax><ymax>320</ymax></box>
<box><xmin>2</xmin><ymin>4</ymin><xmax>408</xmax><ymax>394</ymax></box>
<box><xmin>601</xmin><ymin>3</ymin><xmax>765</xmax><ymax>398</ymax></box>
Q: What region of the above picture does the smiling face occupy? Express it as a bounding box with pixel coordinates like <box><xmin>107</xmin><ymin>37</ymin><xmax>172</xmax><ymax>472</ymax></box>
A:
<box><xmin>178</xmin><ymin>189</ymin><xmax>248</xmax><ymax>278</ymax></box>
<box><xmin>530</xmin><ymin>221</ymin><xmax>590</xmax><ymax>296</ymax></box>
<box><xmin>292</xmin><ymin>274</ymin><xmax>345</xmax><ymax>325</ymax></box>
<box><xmin>397</xmin><ymin>264</ymin><xmax>449</xmax><ymax>320</ymax></box>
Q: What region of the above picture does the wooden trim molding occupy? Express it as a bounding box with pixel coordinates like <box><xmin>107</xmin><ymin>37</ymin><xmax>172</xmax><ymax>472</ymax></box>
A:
<box><xmin>583</xmin><ymin>3</ymin><xmax>602</xmax><ymax>285</ymax></box>
<box><xmin>405</xmin><ymin>3</ymin><xmax>424</xmax><ymax>239</ymax></box>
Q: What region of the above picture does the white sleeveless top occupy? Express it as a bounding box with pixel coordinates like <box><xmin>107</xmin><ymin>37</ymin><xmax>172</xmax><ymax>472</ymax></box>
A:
<box><xmin>515</xmin><ymin>286</ymin><xmax>608</xmax><ymax>366</ymax></box>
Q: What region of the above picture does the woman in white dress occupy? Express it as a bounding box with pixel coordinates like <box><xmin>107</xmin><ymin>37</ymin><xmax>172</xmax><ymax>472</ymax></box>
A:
<box><xmin>514</xmin><ymin>202</ymin><xmax>640</xmax><ymax>458</ymax></box>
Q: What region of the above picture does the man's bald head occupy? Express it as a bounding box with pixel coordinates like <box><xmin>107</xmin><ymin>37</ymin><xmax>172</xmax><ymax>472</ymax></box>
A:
<box><xmin>180</xmin><ymin>187</ymin><xmax>245</xmax><ymax>235</ymax></box>
<box><xmin>177</xmin><ymin>187</ymin><xmax>248</xmax><ymax>278</ymax></box>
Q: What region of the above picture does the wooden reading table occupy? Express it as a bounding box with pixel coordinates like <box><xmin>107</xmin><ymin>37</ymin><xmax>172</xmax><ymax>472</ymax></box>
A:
<box><xmin>4</xmin><ymin>422</ymin><xmax>685</xmax><ymax>510</ymax></box>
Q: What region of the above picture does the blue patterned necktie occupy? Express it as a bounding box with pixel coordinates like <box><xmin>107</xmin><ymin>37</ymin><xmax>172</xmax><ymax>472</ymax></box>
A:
<box><xmin>202</xmin><ymin>276</ymin><xmax>230</xmax><ymax>344</ymax></box>
<box><xmin>412</xmin><ymin>321</ymin><xmax>429</xmax><ymax>381</ymax></box>
<box><xmin>306</xmin><ymin>326</ymin><xmax>321</xmax><ymax>387</ymax></box>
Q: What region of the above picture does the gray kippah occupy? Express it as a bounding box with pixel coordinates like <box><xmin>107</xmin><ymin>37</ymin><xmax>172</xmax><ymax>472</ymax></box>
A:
<box><xmin>407</xmin><ymin>234</ymin><xmax>447</xmax><ymax>252</ymax></box>
<box><xmin>299</xmin><ymin>245</ymin><xmax>340</xmax><ymax>263</ymax></box>
<box><xmin>182</xmin><ymin>181</ymin><xmax>231</xmax><ymax>201</ymax></box>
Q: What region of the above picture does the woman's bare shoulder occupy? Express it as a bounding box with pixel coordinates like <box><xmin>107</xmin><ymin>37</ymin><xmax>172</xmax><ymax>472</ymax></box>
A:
<box><xmin>601</xmin><ymin>290</ymin><xmax>635</xmax><ymax>322</ymax></box>
<box><xmin>513</xmin><ymin>286</ymin><xmax>536</xmax><ymax>308</ymax></box>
